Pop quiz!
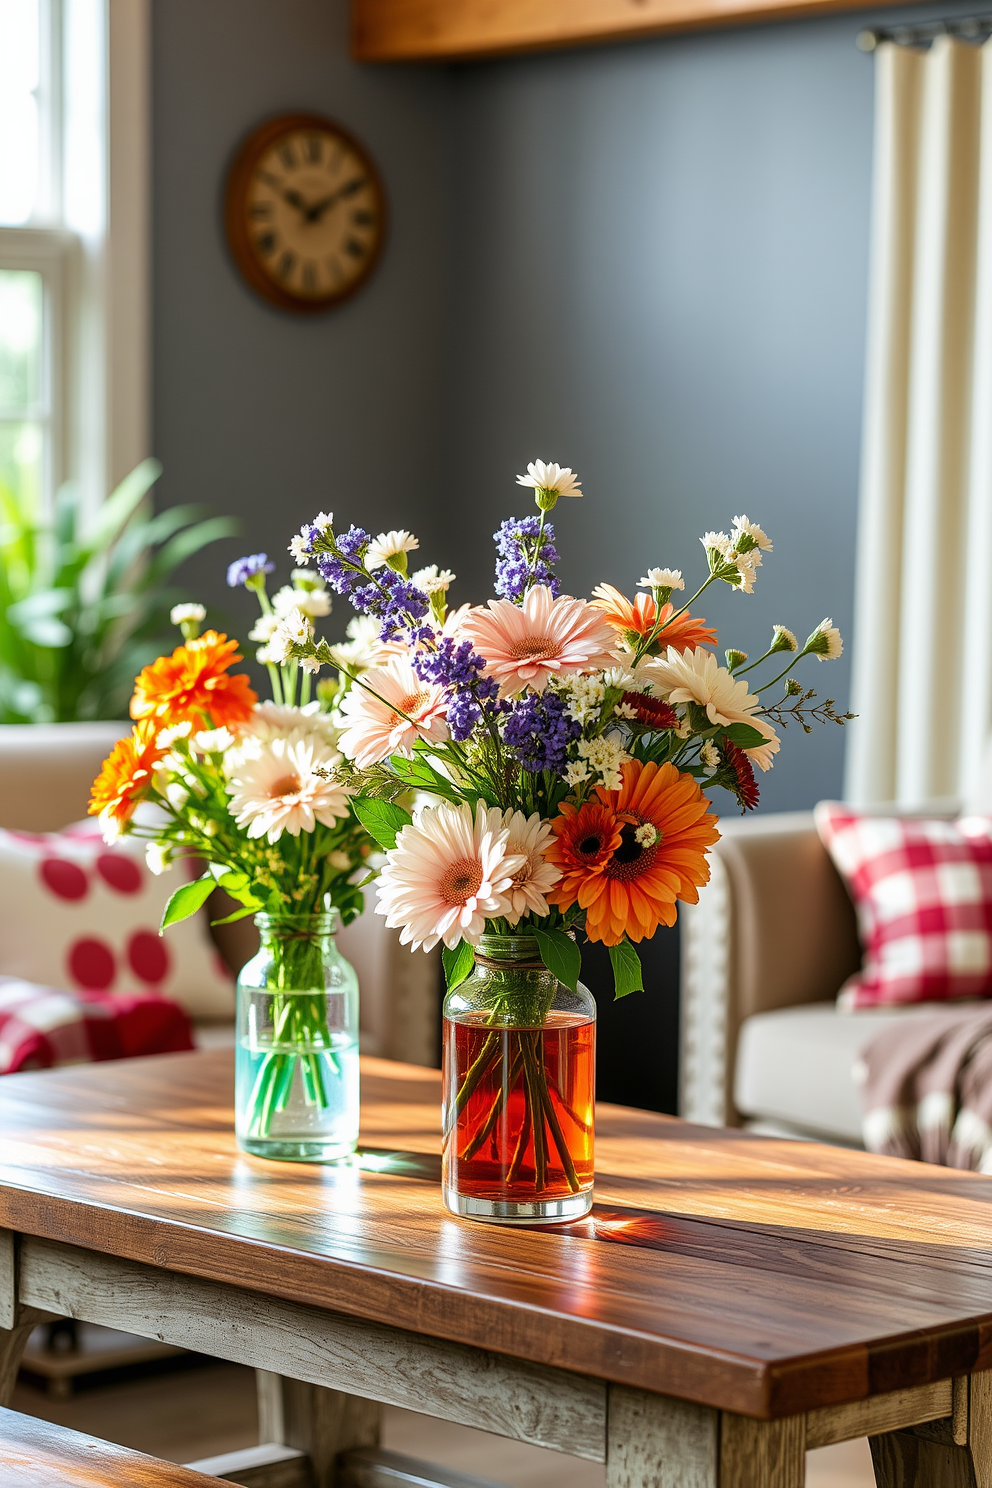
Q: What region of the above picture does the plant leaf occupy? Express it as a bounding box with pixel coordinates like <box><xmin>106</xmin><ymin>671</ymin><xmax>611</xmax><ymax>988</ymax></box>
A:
<box><xmin>534</xmin><ymin>928</ymin><xmax>581</xmax><ymax>994</ymax></box>
<box><xmin>352</xmin><ymin>797</ymin><xmax>413</xmax><ymax>852</ymax></box>
<box><xmin>721</xmin><ymin>723</ymin><xmax>767</xmax><ymax>750</ymax></box>
<box><xmin>210</xmin><ymin>905</ymin><xmax>259</xmax><ymax>926</ymax></box>
<box><xmin>442</xmin><ymin>941</ymin><xmax>475</xmax><ymax>992</ymax></box>
<box><xmin>160</xmin><ymin>874</ymin><xmax>216</xmax><ymax>932</ymax></box>
<box><xmin>608</xmin><ymin>940</ymin><xmax>644</xmax><ymax>999</ymax></box>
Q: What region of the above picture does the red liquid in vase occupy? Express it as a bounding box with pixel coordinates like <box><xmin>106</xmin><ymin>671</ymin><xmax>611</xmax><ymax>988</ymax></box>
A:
<box><xmin>443</xmin><ymin>1009</ymin><xmax>595</xmax><ymax>1218</ymax></box>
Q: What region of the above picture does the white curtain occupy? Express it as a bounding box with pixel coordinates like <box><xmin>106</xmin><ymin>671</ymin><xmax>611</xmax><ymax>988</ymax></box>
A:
<box><xmin>846</xmin><ymin>36</ymin><xmax>992</xmax><ymax>804</ymax></box>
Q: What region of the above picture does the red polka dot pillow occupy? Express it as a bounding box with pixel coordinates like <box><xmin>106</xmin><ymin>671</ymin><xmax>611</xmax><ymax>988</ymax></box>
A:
<box><xmin>815</xmin><ymin>803</ymin><xmax>992</xmax><ymax>1009</ymax></box>
<box><xmin>0</xmin><ymin>822</ymin><xmax>234</xmax><ymax>1019</ymax></box>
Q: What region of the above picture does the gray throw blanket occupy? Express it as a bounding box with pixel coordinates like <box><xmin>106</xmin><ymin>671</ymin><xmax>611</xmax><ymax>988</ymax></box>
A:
<box><xmin>860</xmin><ymin>1003</ymin><xmax>992</xmax><ymax>1171</ymax></box>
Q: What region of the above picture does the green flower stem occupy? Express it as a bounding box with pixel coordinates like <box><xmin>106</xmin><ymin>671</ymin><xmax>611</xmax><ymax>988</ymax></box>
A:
<box><xmin>463</xmin><ymin>1049</ymin><xmax>523</xmax><ymax>1161</ymax></box>
<box><xmin>245</xmin><ymin>927</ymin><xmax>339</xmax><ymax>1139</ymax></box>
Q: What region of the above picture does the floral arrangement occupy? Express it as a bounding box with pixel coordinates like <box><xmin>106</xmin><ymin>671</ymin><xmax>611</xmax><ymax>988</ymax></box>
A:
<box><xmin>87</xmin><ymin>562</ymin><xmax>373</xmax><ymax>1139</ymax></box>
<box><xmin>270</xmin><ymin>460</ymin><xmax>848</xmax><ymax>998</ymax></box>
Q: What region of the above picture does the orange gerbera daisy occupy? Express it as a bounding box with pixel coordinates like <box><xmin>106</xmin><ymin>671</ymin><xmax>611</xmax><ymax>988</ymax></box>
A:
<box><xmin>590</xmin><ymin>583</ymin><xmax>716</xmax><ymax>655</ymax></box>
<box><xmin>130</xmin><ymin>630</ymin><xmax>257</xmax><ymax>729</ymax></box>
<box><xmin>547</xmin><ymin>760</ymin><xmax>720</xmax><ymax>945</ymax></box>
<box><xmin>88</xmin><ymin>719</ymin><xmax>165</xmax><ymax>841</ymax></box>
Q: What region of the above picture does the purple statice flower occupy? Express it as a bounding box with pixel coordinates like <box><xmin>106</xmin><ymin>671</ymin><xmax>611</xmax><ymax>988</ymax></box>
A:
<box><xmin>414</xmin><ymin>638</ymin><xmax>503</xmax><ymax>741</ymax></box>
<box><xmin>503</xmin><ymin>689</ymin><xmax>580</xmax><ymax>774</ymax></box>
<box><xmin>227</xmin><ymin>553</ymin><xmax>274</xmax><ymax>588</ymax></box>
<box><xmin>494</xmin><ymin>517</ymin><xmax>560</xmax><ymax>601</ymax></box>
<box><xmin>316</xmin><ymin>526</ymin><xmax>372</xmax><ymax>594</ymax></box>
<box><xmin>353</xmin><ymin>569</ymin><xmax>430</xmax><ymax>638</ymax></box>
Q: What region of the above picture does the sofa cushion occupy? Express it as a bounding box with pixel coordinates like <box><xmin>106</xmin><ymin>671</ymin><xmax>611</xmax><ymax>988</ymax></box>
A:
<box><xmin>815</xmin><ymin>803</ymin><xmax>992</xmax><ymax>1009</ymax></box>
<box><xmin>0</xmin><ymin>821</ymin><xmax>233</xmax><ymax>1019</ymax></box>
<box><xmin>734</xmin><ymin>1002</ymin><xmax>946</xmax><ymax>1142</ymax></box>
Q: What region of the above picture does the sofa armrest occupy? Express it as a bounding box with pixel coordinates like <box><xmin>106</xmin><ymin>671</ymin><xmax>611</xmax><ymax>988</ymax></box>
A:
<box><xmin>679</xmin><ymin>811</ymin><xmax>860</xmax><ymax>1127</ymax></box>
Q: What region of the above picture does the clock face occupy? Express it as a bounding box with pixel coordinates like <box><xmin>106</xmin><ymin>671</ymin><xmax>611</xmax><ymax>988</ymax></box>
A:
<box><xmin>225</xmin><ymin>114</ymin><xmax>386</xmax><ymax>313</ymax></box>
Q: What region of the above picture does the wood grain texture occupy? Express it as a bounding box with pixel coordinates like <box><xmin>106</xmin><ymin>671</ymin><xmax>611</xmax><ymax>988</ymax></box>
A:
<box><xmin>17</xmin><ymin>1235</ymin><xmax>606</xmax><ymax>1460</ymax></box>
<box><xmin>870</xmin><ymin>1429</ymin><xmax>982</xmax><ymax>1486</ymax></box>
<box><xmin>186</xmin><ymin>1442</ymin><xmax>309</xmax><ymax>1488</ymax></box>
<box><xmin>6</xmin><ymin>1052</ymin><xmax>992</xmax><ymax>1416</ymax></box>
<box><xmin>257</xmin><ymin>1373</ymin><xmax>381</xmax><ymax>1488</ymax></box>
<box><xmin>805</xmin><ymin>1380</ymin><xmax>953</xmax><ymax>1448</ymax></box>
<box><xmin>338</xmin><ymin>1446</ymin><xmax>506</xmax><ymax>1488</ymax></box>
<box><xmin>0</xmin><ymin>1402</ymin><xmax>220</xmax><ymax>1486</ymax></box>
<box><xmin>605</xmin><ymin>1385</ymin><xmax>718</xmax><ymax>1488</ymax></box>
<box><xmin>350</xmin><ymin>0</ymin><xmax>905</xmax><ymax>60</ymax></box>
<box><xmin>720</xmin><ymin>1413</ymin><xmax>805</xmax><ymax>1488</ymax></box>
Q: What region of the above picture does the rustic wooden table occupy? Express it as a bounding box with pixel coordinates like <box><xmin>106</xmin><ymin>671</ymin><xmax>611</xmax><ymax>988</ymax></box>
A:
<box><xmin>2</xmin><ymin>1051</ymin><xmax>992</xmax><ymax>1487</ymax></box>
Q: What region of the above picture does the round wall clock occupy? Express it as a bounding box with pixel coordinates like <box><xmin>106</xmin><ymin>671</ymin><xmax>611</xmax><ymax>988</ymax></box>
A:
<box><xmin>224</xmin><ymin>112</ymin><xmax>386</xmax><ymax>313</ymax></box>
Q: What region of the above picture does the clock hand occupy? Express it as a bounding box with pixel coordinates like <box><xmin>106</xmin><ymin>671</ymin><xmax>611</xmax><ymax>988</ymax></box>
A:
<box><xmin>305</xmin><ymin>178</ymin><xmax>368</xmax><ymax>223</ymax></box>
<box><xmin>257</xmin><ymin>173</ymin><xmax>312</xmax><ymax>217</ymax></box>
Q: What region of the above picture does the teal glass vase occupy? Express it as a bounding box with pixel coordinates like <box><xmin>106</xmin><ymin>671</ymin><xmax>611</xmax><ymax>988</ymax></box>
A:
<box><xmin>235</xmin><ymin>909</ymin><xmax>359</xmax><ymax>1162</ymax></box>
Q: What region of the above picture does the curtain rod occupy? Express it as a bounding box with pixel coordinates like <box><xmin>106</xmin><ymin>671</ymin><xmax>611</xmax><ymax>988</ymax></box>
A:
<box><xmin>857</xmin><ymin>14</ymin><xmax>992</xmax><ymax>48</ymax></box>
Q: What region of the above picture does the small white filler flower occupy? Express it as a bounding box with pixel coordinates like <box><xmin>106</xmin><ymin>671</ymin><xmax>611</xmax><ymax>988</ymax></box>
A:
<box><xmin>639</xmin><ymin>568</ymin><xmax>684</xmax><ymax>592</ymax></box>
<box><xmin>805</xmin><ymin>618</ymin><xmax>844</xmax><ymax>660</ymax></box>
<box><xmin>365</xmin><ymin>530</ymin><xmax>420</xmax><ymax>571</ymax></box>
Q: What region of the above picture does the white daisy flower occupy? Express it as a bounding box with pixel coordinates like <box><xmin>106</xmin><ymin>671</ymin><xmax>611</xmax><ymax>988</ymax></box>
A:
<box><xmin>227</xmin><ymin>736</ymin><xmax>351</xmax><ymax>842</ymax></box>
<box><xmin>170</xmin><ymin>603</ymin><xmax>206</xmax><ymax>625</ymax></box>
<box><xmin>770</xmin><ymin>625</ymin><xmax>798</xmax><ymax>654</ymax></box>
<box><xmin>193</xmin><ymin>727</ymin><xmax>234</xmax><ymax>754</ymax></box>
<box><xmin>145</xmin><ymin>842</ymin><xmax>173</xmax><ymax>875</ymax></box>
<box><xmin>700</xmin><ymin>740</ymin><xmax>720</xmax><ymax>776</ymax></box>
<box><xmin>515</xmin><ymin>460</ymin><xmax>582</xmax><ymax>499</ymax></box>
<box><xmin>644</xmin><ymin>645</ymin><xmax>780</xmax><ymax>772</ymax></box>
<box><xmin>639</xmin><ymin>568</ymin><xmax>684</xmax><ymax>592</ymax></box>
<box><xmin>272</xmin><ymin>583</ymin><xmax>331</xmax><ymax>620</ymax></box>
<box><xmin>805</xmin><ymin>618</ymin><xmax>844</xmax><ymax>661</ymax></box>
<box><xmin>413</xmin><ymin>565</ymin><xmax>456</xmax><ymax>595</ymax></box>
<box><xmin>732</xmin><ymin>515</ymin><xmax>772</xmax><ymax>553</ymax></box>
<box><xmin>365</xmin><ymin>530</ymin><xmax>420</xmax><ymax>571</ymax></box>
<box><xmin>249</xmin><ymin>614</ymin><xmax>279</xmax><ymax>643</ymax></box>
<box><xmin>289</xmin><ymin>535</ymin><xmax>311</xmax><ymax>565</ymax></box>
<box><xmin>266</xmin><ymin>608</ymin><xmax>313</xmax><ymax>664</ymax></box>
<box><xmin>732</xmin><ymin>549</ymin><xmax>761</xmax><ymax>594</ymax></box>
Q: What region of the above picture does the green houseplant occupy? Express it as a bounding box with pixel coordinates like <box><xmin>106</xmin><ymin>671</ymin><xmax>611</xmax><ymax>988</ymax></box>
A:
<box><xmin>0</xmin><ymin>458</ymin><xmax>237</xmax><ymax>723</ymax></box>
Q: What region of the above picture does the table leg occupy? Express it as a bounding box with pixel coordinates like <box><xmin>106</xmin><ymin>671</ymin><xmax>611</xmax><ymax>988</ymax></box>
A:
<box><xmin>257</xmin><ymin>1370</ymin><xmax>381</xmax><ymax>1488</ymax></box>
<box><xmin>606</xmin><ymin>1386</ymin><xmax>810</xmax><ymax>1488</ymax></box>
<box><xmin>869</xmin><ymin>1371</ymin><xmax>992</xmax><ymax>1488</ymax></box>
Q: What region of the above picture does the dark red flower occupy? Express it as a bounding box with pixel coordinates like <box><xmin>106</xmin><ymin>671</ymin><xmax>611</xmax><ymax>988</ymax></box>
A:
<box><xmin>722</xmin><ymin>739</ymin><xmax>759</xmax><ymax>812</ymax></box>
<box><xmin>621</xmin><ymin>692</ymin><xmax>678</xmax><ymax>730</ymax></box>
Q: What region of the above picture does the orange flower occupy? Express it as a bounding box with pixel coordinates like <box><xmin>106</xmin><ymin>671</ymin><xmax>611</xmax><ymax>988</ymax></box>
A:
<box><xmin>130</xmin><ymin>630</ymin><xmax>257</xmax><ymax>729</ymax></box>
<box><xmin>88</xmin><ymin>720</ymin><xmax>165</xmax><ymax>840</ymax></box>
<box><xmin>590</xmin><ymin>583</ymin><xmax>716</xmax><ymax>654</ymax></box>
<box><xmin>547</xmin><ymin>760</ymin><xmax>720</xmax><ymax>945</ymax></box>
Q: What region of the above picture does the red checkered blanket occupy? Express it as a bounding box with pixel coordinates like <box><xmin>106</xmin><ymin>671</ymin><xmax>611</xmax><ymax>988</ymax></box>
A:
<box><xmin>0</xmin><ymin>976</ymin><xmax>194</xmax><ymax>1074</ymax></box>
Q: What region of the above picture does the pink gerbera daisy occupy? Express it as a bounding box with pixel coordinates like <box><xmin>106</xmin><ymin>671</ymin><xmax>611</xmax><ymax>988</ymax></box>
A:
<box><xmin>375</xmin><ymin>802</ymin><xmax>526</xmax><ymax>951</ymax></box>
<box><xmin>460</xmin><ymin>585</ymin><xmax>618</xmax><ymax>697</ymax></box>
<box><xmin>337</xmin><ymin>654</ymin><xmax>449</xmax><ymax>768</ymax></box>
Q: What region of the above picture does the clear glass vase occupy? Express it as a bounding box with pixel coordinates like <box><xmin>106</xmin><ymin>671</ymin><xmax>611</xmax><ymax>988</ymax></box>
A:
<box><xmin>235</xmin><ymin>910</ymin><xmax>359</xmax><ymax>1162</ymax></box>
<box><xmin>442</xmin><ymin>935</ymin><xmax>596</xmax><ymax>1224</ymax></box>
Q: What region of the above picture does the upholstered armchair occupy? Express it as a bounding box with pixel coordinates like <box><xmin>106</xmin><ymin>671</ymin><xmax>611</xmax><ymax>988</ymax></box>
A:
<box><xmin>678</xmin><ymin>793</ymin><xmax>970</xmax><ymax>1145</ymax></box>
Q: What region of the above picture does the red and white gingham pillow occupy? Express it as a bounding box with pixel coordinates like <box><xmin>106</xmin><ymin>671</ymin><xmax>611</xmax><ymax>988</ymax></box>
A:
<box><xmin>815</xmin><ymin>803</ymin><xmax>992</xmax><ymax>1010</ymax></box>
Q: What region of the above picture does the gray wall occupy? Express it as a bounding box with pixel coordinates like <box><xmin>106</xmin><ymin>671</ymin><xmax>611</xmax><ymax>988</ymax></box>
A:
<box><xmin>151</xmin><ymin>0</ymin><xmax>453</xmax><ymax>628</ymax></box>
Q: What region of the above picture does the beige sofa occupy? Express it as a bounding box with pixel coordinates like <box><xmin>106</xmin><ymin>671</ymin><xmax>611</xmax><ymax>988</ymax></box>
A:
<box><xmin>0</xmin><ymin>723</ymin><xmax>438</xmax><ymax>1066</ymax></box>
<box><xmin>678</xmin><ymin>795</ymin><xmax>976</xmax><ymax>1145</ymax></box>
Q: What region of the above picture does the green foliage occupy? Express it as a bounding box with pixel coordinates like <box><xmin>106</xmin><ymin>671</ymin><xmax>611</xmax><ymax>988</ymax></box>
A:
<box><xmin>442</xmin><ymin>941</ymin><xmax>476</xmax><ymax>992</ymax></box>
<box><xmin>608</xmin><ymin>940</ymin><xmax>645</xmax><ymax>999</ymax></box>
<box><xmin>352</xmin><ymin>797</ymin><xmax>414</xmax><ymax>852</ymax></box>
<box><xmin>160</xmin><ymin>874</ymin><xmax>217</xmax><ymax>931</ymax></box>
<box><xmin>720</xmin><ymin>722</ymin><xmax>769</xmax><ymax>750</ymax></box>
<box><xmin>0</xmin><ymin>461</ymin><xmax>238</xmax><ymax>723</ymax></box>
<box><xmin>534</xmin><ymin>927</ymin><xmax>581</xmax><ymax>994</ymax></box>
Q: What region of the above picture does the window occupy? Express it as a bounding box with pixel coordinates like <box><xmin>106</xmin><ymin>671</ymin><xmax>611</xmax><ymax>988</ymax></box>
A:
<box><xmin>0</xmin><ymin>0</ymin><xmax>149</xmax><ymax>515</ymax></box>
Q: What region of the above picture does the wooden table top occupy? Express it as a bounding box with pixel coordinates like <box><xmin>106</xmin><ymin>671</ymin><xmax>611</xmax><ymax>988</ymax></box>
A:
<box><xmin>2</xmin><ymin>1050</ymin><xmax>992</xmax><ymax>1420</ymax></box>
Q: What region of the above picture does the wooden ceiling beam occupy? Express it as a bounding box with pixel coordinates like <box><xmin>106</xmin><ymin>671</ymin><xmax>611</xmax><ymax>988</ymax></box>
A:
<box><xmin>351</xmin><ymin>0</ymin><xmax>900</xmax><ymax>62</ymax></box>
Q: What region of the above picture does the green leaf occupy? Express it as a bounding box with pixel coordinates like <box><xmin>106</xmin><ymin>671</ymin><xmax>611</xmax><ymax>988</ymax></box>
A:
<box><xmin>608</xmin><ymin>940</ymin><xmax>645</xmax><ymax>999</ymax></box>
<box><xmin>83</xmin><ymin>458</ymin><xmax>162</xmax><ymax>554</ymax></box>
<box><xmin>160</xmin><ymin>874</ymin><xmax>216</xmax><ymax>932</ymax></box>
<box><xmin>352</xmin><ymin>797</ymin><xmax>413</xmax><ymax>852</ymax></box>
<box><xmin>442</xmin><ymin>941</ymin><xmax>475</xmax><ymax>992</ymax></box>
<box><xmin>721</xmin><ymin>723</ymin><xmax>767</xmax><ymax>750</ymax></box>
<box><xmin>534</xmin><ymin>928</ymin><xmax>581</xmax><ymax>994</ymax></box>
<box><xmin>210</xmin><ymin>905</ymin><xmax>258</xmax><ymax>927</ymax></box>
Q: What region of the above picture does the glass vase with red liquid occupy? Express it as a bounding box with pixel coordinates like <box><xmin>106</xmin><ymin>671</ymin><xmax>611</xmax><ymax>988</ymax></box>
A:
<box><xmin>442</xmin><ymin>935</ymin><xmax>595</xmax><ymax>1224</ymax></box>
